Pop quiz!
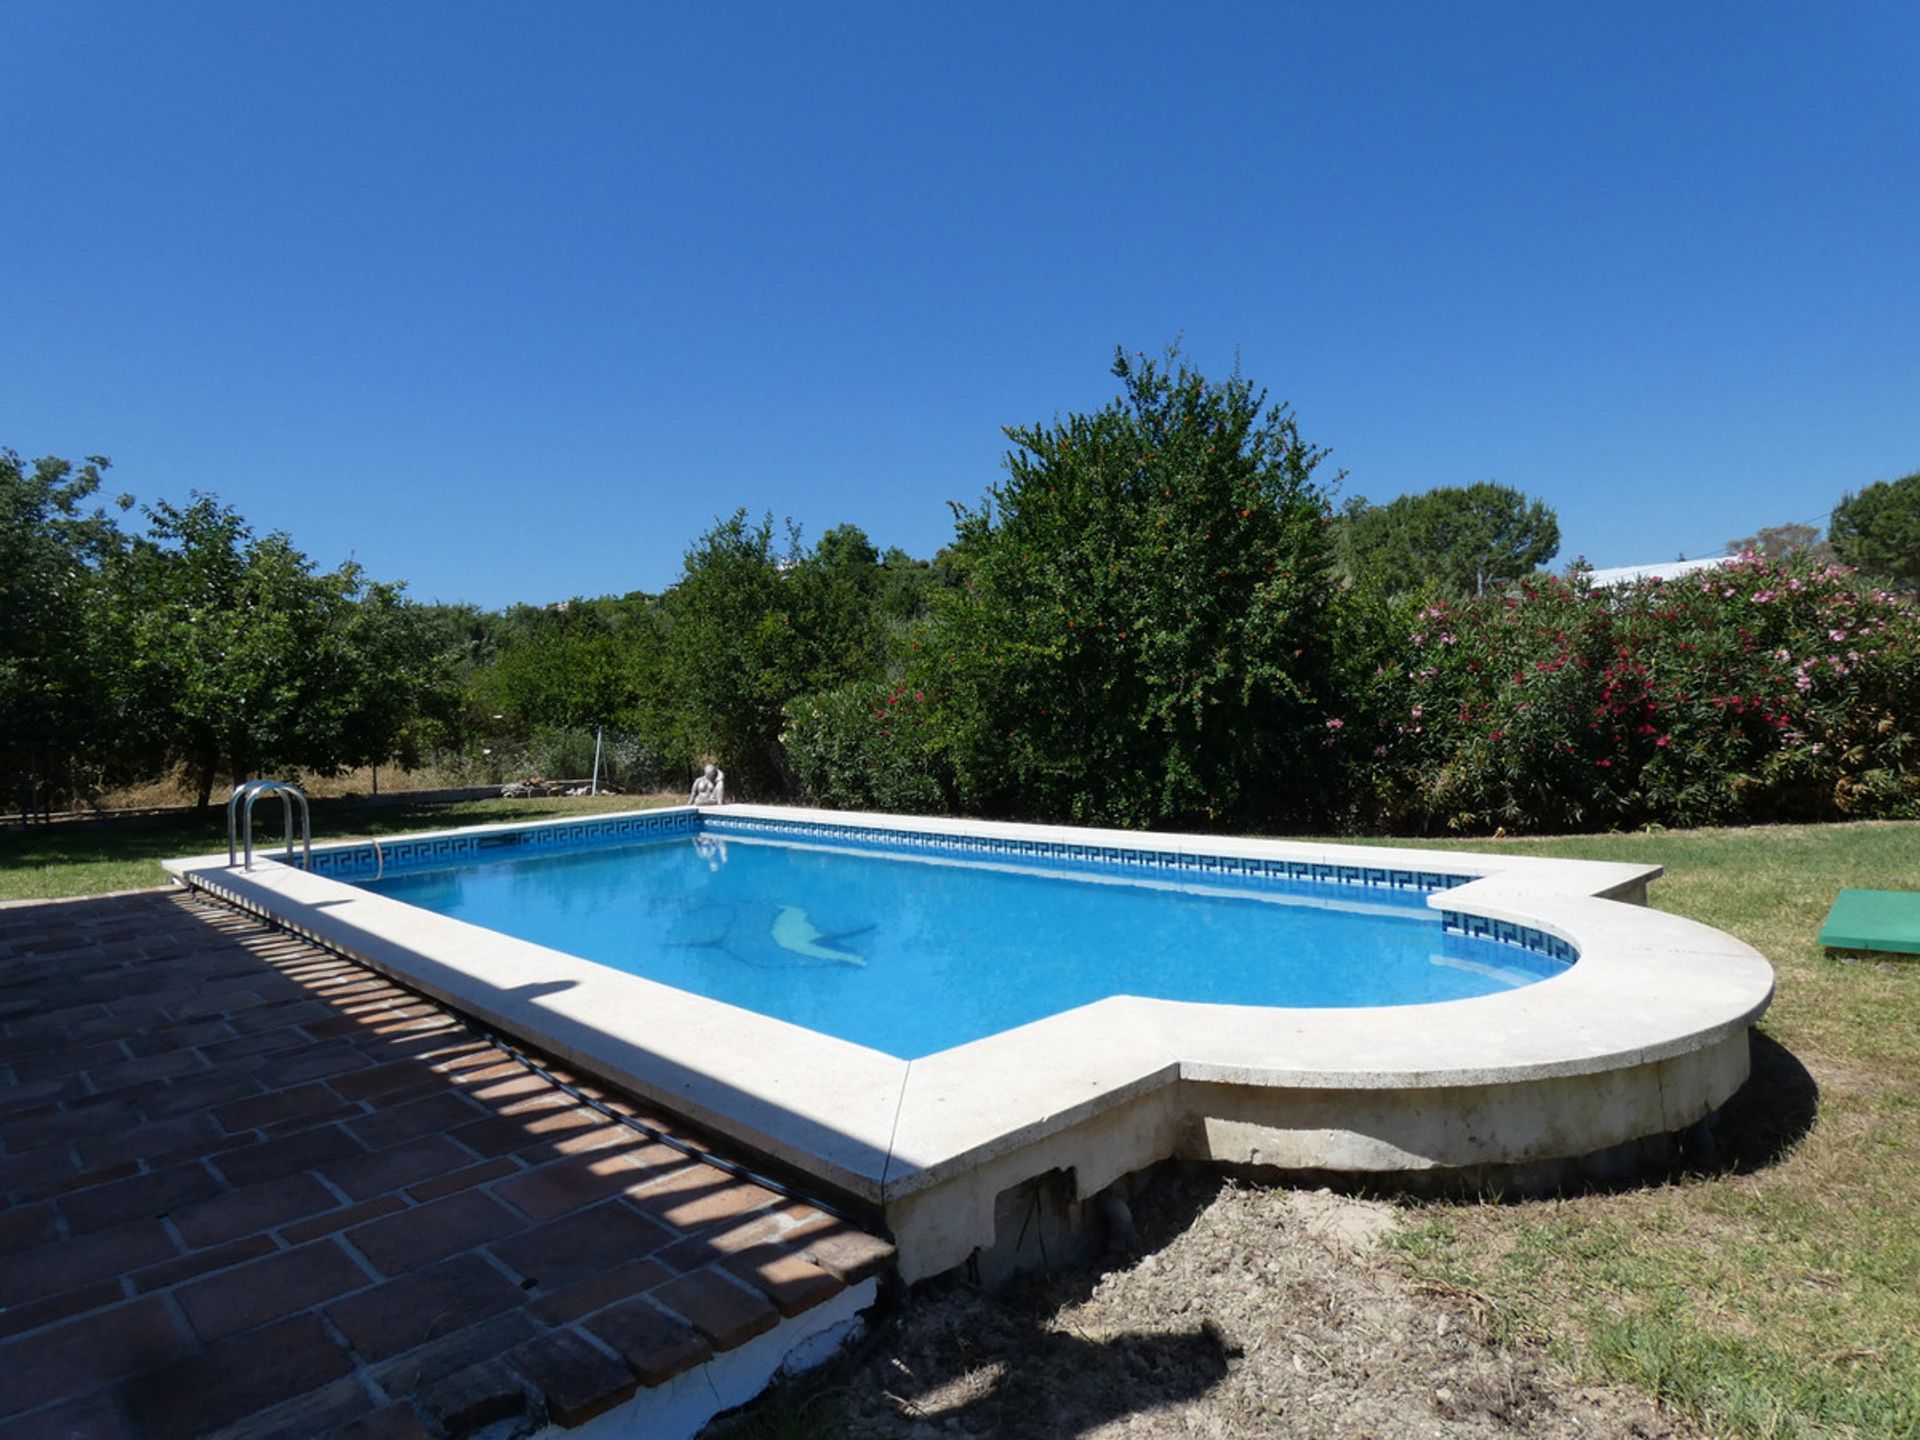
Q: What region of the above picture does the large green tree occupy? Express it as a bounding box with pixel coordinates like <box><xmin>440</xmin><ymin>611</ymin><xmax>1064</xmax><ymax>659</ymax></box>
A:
<box><xmin>105</xmin><ymin>495</ymin><xmax>452</xmax><ymax>807</ymax></box>
<box><xmin>925</xmin><ymin>348</ymin><xmax>1340</xmax><ymax>828</ymax></box>
<box><xmin>323</xmin><ymin>579</ymin><xmax>459</xmax><ymax>777</ymax></box>
<box><xmin>1339</xmin><ymin>481</ymin><xmax>1559</xmax><ymax>596</ymax></box>
<box><xmin>1830</xmin><ymin>471</ymin><xmax>1920</xmax><ymax>590</ymax></box>
<box><xmin>480</xmin><ymin>608</ymin><xmax>651</xmax><ymax>734</ymax></box>
<box><xmin>0</xmin><ymin>450</ymin><xmax>130</xmax><ymax>811</ymax></box>
<box><xmin>648</xmin><ymin>513</ymin><xmax>891</xmax><ymax>797</ymax></box>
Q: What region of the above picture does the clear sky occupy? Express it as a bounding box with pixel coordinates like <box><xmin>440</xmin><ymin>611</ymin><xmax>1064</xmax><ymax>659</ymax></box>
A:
<box><xmin>4</xmin><ymin>3</ymin><xmax>1916</xmax><ymax>608</ymax></box>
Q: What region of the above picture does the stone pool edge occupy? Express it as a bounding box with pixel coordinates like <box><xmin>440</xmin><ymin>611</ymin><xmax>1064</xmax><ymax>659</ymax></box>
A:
<box><xmin>166</xmin><ymin>804</ymin><xmax>1775</xmax><ymax>1282</ymax></box>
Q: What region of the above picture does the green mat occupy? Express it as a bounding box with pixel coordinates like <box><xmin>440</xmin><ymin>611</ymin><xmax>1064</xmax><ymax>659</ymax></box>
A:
<box><xmin>1819</xmin><ymin>888</ymin><xmax>1920</xmax><ymax>956</ymax></box>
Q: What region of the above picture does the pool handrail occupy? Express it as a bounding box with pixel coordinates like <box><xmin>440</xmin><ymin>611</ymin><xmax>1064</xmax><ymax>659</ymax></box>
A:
<box><xmin>226</xmin><ymin>779</ymin><xmax>312</xmax><ymax>871</ymax></box>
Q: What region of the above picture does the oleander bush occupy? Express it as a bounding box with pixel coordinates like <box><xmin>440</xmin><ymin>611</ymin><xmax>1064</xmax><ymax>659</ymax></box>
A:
<box><xmin>1339</xmin><ymin>554</ymin><xmax>1920</xmax><ymax>833</ymax></box>
<box><xmin>784</xmin><ymin>681</ymin><xmax>952</xmax><ymax>815</ymax></box>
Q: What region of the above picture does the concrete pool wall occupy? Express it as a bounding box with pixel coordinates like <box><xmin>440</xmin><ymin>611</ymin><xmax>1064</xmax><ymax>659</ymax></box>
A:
<box><xmin>166</xmin><ymin>805</ymin><xmax>1775</xmax><ymax>1283</ymax></box>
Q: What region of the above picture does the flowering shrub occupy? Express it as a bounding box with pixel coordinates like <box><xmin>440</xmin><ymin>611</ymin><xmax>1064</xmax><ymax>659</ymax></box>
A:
<box><xmin>1349</xmin><ymin>555</ymin><xmax>1920</xmax><ymax>832</ymax></box>
<box><xmin>792</xmin><ymin>555</ymin><xmax>1918</xmax><ymax>833</ymax></box>
<box><xmin>784</xmin><ymin>681</ymin><xmax>952</xmax><ymax>815</ymax></box>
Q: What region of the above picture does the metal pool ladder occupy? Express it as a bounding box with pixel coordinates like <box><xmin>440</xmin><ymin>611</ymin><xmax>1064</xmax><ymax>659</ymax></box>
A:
<box><xmin>227</xmin><ymin>780</ymin><xmax>312</xmax><ymax>871</ymax></box>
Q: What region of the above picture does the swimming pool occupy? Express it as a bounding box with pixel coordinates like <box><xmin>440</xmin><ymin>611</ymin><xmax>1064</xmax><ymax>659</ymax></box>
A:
<box><xmin>352</xmin><ymin>826</ymin><xmax>1570</xmax><ymax>1058</ymax></box>
<box><xmin>166</xmin><ymin>805</ymin><xmax>1774</xmax><ymax>1282</ymax></box>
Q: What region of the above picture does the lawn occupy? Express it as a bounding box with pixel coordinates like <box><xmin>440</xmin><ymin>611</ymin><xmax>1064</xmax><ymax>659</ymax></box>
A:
<box><xmin>3</xmin><ymin>806</ymin><xmax>1914</xmax><ymax>1437</ymax></box>
<box><xmin>0</xmin><ymin>792</ymin><xmax>674</xmax><ymax>903</ymax></box>
<box><xmin>1367</xmin><ymin>821</ymin><xmax>1920</xmax><ymax>1440</ymax></box>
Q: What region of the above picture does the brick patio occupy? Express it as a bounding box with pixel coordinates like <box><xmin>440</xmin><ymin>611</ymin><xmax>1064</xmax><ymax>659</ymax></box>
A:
<box><xmin>0</xmin><ymin>889</ymin><xmax>893</xmax><ymax>1439</ymax></box>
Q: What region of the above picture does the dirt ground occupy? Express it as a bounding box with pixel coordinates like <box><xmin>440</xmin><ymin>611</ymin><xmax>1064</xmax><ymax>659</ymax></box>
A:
<box><xmin>723</xmin><ymin>1170</ymin><xmax>1694</xmax><ymax>1440</ymax></box>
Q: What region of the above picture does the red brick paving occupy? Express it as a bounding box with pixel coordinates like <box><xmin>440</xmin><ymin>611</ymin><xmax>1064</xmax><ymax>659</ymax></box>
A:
<box><xmin>650</xmin><ymin>1268</ymin><xmax>780</xmax><ymax>1350</ymax></box>
<box><xmin>0</xmin><ymin>889</ymin><xmax>892</xmax><ymax>1437</ymax></box>
<box><xmin>584</xmin><ymin>1296</ymin><xmax>713</xmax><ymax>1387</ymax></box>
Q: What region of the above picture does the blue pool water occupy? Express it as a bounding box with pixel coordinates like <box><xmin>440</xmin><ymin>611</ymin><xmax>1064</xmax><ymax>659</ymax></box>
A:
<box><xmin>357</xmin><ymin>834</ymin><xmax>1571</xmax><ymax>1059</ymax></box>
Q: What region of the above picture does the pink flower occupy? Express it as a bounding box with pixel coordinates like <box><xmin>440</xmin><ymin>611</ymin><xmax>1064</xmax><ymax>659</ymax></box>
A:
<box><xmin>1325</xmin><ymin>717</ymin><xmax>1345</xmax><ymax>730</ymax></box>
<box><xmin>1596</xmin><ymin>758</ymin><xmax>1612</xmax><ymax>768</ymax></box>
<box><xmin>1752</xmin><ymin>591</ymin><xmax>1775</xmax><ymax>604</ymax></box>
<box><xmin>1830</xmin><ymin>629</ymin><xmax>1847</xmax><ymax>642</ymax></box>
<box><xmin>1656</xmin><ymin>735</ymin><xmax>1671</xmax><ymax>748</ymax></box>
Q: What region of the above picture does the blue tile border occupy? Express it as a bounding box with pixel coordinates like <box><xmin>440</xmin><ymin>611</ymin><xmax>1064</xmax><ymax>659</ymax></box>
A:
<box><xmin>304</xmin><ymin>807</ymin><xmax>1574</xmax><ymax>966</ymax></box>
<box><xmin>1440</xmin><ymin>910</ymin><xmax>1577</xmax><ymax>965</ymax></box>
<box><xmin>703</xmin><ymin>814</ymin><xmax>1473</xmax><ymax>897</ymax></box>
<box><xmin>308</xmin><ymin>808</ymin><xmax>699</xmax><ymax>882</ymax></box>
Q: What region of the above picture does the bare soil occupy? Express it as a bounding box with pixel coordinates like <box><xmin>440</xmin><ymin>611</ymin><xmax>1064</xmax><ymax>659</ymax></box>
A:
<box><xmin>726</xmin><ymin>1171</ymin><xmax>1695</xmax><ymax>1440</ymax></box>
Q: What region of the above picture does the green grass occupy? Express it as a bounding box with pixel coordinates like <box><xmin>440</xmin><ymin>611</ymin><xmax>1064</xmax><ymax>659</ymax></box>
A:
<box><xmin>0</xmin><ymin>792</ymin><xmax>672</xmax><ymax>902</ymax></box>
<box><xmin>1367</xmin><ymin>821</ymin><xmax>1920</xmax><ymax>1440</ymax></box>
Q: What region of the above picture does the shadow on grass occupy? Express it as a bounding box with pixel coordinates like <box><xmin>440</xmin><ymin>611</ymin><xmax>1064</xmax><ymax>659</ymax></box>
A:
<box><xmin>1199</xmin><ymin>1030</ymin><xmax>1820</xmax><ymax>1214</ymax></box>
<box><xmin>1478</xmin><ymin>1028</ymin><xmax>1820</xmax><ymax>1199</ymax></box>
<box><xmin>1702</xmin><ymin>1030</ymin><xmax>1820</xmax><ymax>1176</ymax></box>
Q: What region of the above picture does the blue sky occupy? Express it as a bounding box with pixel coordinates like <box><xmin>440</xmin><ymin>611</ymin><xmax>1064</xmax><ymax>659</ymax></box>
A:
<box><xmin>4</xmin><ymin>3</ymin><xmax>1915</xmax><ymax>607</ymax></box>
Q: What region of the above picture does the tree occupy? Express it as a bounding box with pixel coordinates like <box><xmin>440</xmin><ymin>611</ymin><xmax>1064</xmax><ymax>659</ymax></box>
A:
<box><xmin>1724</xmin><ymin>522</ymin><xmax>1834</xmax><ymax>563</ymax></box>
<box><xmin>1830</xmin><ymin>471</ymin><xmax>1920</xmax><ymax>591</ymax></box>
<box><xmin>413</xmin><ymin>601</ymin><xmax>511</xmax><ymax>680</ymax></box>
<box><xmin>1340</xmin><ymin>481</ymin><xmax>1559</xmax><ymax>596</ymax></box>
<box><xmin>812</xmin><ymin>523</ymin><xmax>879</xmax><ymax>573</ymax></box>
<box><xmin>105</xmin><ymin>495</ymin><xmax>453</xmax><ymax>807</ymax></box>
<box><xmin>322</xmin><ymin>580</ymin><xmax>460</xmax><ymax>775</ymax></box>
<box><xmin>481</xmin><ymin>607</ymin><xmax>649</xmax><ymax>734</ymax></box>
<box><xmin>925</xmin><ymin>347</ymin><xmax>1340</xmax><ymax>828</ymax></box>
<box><xmin>785</xmin><ymin>524</ymin><xmax>891</xmax><ymax>688</ymax></box>
<box><xmin>650</xmin><ymin>513</ymin><xmax>890</xmax><ymax>797</ymax></box>
<box><xmin>0</xmin><ymin>450</ymin><xmax>130</xmax><ymax>811</ymax></box>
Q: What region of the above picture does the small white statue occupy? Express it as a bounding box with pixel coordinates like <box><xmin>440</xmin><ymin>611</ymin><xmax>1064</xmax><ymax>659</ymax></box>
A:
<box><xmin>689</xmin><ymin>763</ymin><xmax>726</xmax><ymax>807</ymax></box>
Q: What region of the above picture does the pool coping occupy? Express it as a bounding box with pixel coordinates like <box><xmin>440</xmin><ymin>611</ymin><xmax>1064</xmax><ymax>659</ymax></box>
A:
<box><xmin>165</xmin><ymin>805</ymin><xmax>1775</xmax><ymax>1246</ymax></box>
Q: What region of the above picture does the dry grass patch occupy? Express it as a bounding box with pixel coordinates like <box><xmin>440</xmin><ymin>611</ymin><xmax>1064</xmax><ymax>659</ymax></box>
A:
<box><xmin>725</xmin><ymin>1175</ymin><xmax>1692</xmax><ymax>1439</ymax></box>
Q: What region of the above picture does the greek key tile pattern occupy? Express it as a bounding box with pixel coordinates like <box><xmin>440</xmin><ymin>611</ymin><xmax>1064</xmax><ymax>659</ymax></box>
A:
<box><xmin>1438</xmin><ymin>910</ymin><xmax>1577</xmax><ymax>965</ymax></box>
<box><xmin>703</xmin><ymin>815</ymin><xmax>1468</xmax><ymax>894</ymax></box>
<box><xmin>310</xmin><ymin>808</ymin><xmax>699</xmax><ymax>882</ymax></box>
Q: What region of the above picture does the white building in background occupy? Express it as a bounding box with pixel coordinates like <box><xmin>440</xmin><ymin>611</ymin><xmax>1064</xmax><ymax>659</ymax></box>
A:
<box><xmin>1581</xmin><ymin>554</ymin><xmax>1736</xmax><ymax>589</ymax></box>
